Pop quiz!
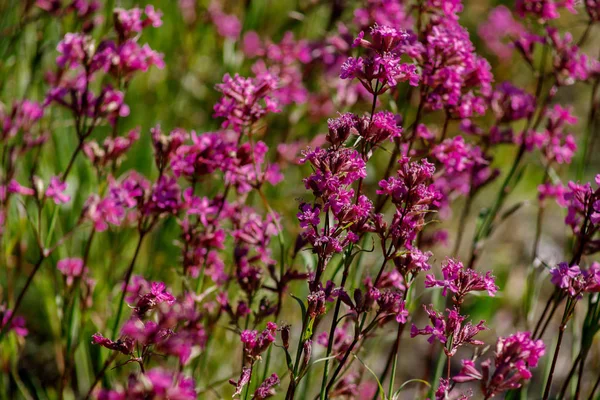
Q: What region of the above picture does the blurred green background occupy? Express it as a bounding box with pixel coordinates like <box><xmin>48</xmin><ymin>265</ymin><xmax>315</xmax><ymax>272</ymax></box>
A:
<box><xmin>0</xmin><ymin>0</ymin><xmax>598</xmax><ymax>399</ymax></box>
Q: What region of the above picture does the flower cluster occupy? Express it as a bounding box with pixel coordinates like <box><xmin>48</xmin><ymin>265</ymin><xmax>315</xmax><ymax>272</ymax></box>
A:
<box><xmin>411</xmin><ymin>305</ymin><xmax>487</xmax><ymax>356</ymax></box>
<box><xmin>97</xmin><ymin>368</ymin><xmax>196</xmax><ymax>399</ymax></box>
<box><xmin>455</xmin><ymin>332</ymin><xmax>545</xmax><ymax>397</ymax></box>
<box><xmin>341</xmin><ymin>25</ymin><xmax>420</xmax><ymax>93</ymax></box>
<box><xmin>416</xmin><ymin>17</ymin><xmax>493</xmax><ymax>117</ymax></box>
<box><xmin>3</xmin><ymin>0</ymin><xmax>600</xmax><ymax>399</ymax></box>
<box><xmin>214</xmin><ymin>72</ymin><xmax>280</xmax><ymax>132</ymax></box>
<box><xmin>425</xmin><ymin>257</ymin><xmax>498</xmax><ymax>303</ymax></box>
<box><xmin>550</xmin><ymin>262</ymin><xmax>600</xmax><ymax>297</ymax></box>
<box><xmin>94</xmin><ymin>279</ymin><xmax>206</xmax><ymax>366</ymax></box>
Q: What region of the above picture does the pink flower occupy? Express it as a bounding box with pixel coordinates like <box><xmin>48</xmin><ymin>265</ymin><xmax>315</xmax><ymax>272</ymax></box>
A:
<box><xmin>144</xmin><ymin>5</ymin><xmax>163</xmax><ymax>28</ymax></box>
<box><xmin>57</xmin><ymin>258</ymin><xmax>86</xmax><ymax>286</ymax></box>
<box><xmin>425</xmin><ymin>257</ymin><xmax>498</xmax><ymax>302</ymax></box>
<box><xmin>253</xmin><ymin>373</ymin><xmax>280</xmax><ymax>399</ymax></box>
<box><xmin>411</xmin><ymin>305</ymin><xmax>486</xmax><ymax>355</ymax></box>
<box><xmin>134</xmin><ymin>281</ymin><xmax>176</xmax><ymax>315</ymax></box>
<box><xmin>46</xmin><ymin>176</ymin><xmax>70</xmax><ymax>204</ymax></box>
<box><xmin>8</xmin><ymin>180</ymin><xmax>35</xmax><ymax>196</ymax></box>
<box><xmin>1</xmin><ymin>306</ymin><xmax>28</xmax><ymax>337</ymax></box>
<box><xmin>242</xmin><ymin>31</ymin><xmax>263</xmax><ymax>57</ymax></box>
<box><xmin>56</xmin><ymin>33</ymin><xmax>87</xmax><ymax>68</ymax></box>
<box><xmin>92</xmin><ymin>333</ymin><xmax>134</xmax><ymax>354</ymax></box>
<box><xmin>478</xmin><ymin>6</ymin><xmax>525</xmax><ymax>59</ymax></box>
<box><xmin>472</xmin><ymin>332</ymin><xmax>545</xmax><ymax>397</ymax></box>
<box><xmin>214</xmin><ymin>72</ymin><xmax>280</xmax><ymax>131</ymax></box>
<box><xmin>209</xmin><ymin>4</ymin><xmax>241</xmax><ymax>39</ymax></box>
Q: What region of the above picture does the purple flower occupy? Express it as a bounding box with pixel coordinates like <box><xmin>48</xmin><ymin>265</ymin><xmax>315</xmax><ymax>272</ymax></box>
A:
<box><xmin>355</xmin><ymin>111</ymin><xmax>403</xmax><ymax>144</ymax></box>
<box><xmin>253</xmin><ymin>373</ymin><xmax>280</xmax><ymax>399</ymax></box>
<box><xmin>586</xmin><ymin>0</ymin><xmax>600</xmax><ymax>20</ymax></box>
<box><xmin>454</xmin><ymin>359</ymin><xmax>484</xmax><ymax>383</ymax></box>
<box><xmin>241</xmin><ymin>322</ymin><xmax>278</xmax><ymax>361</ymax></box>
<box><xmin>101</xmin><ymin>368</ymin><xmax>196</xmax><ymax>399</ymax></box>
<box><xmin>115</xmin><ymin>6</ymin><xmax>164</xmax><ymax>37</ymax></box>
<box><xmin>353</xmin><ymin>0</ymin><xmax>413</xmax><ymax>30</ymax></box>
<box><xmin>411</xmin><ymin>306</ymin><xmax>486</xmax><ymax>355</ymax></box>
<box><xmin>0</xmin><ymin>306</ymin><xmax>28</xmax><ymax>337</ymax></box>
<box><xmin>1</xmin><ymin>100</ymin><xmax>44</xmax><ymax>139</ymax></box>
<box><xmin>341</xmin><ymin>26</ymin><xmax>419</xmax><ymax>93</ymax></box>
<box><xmin>425</xmin><ymin>257</ymin><xmax>498</xmax><ymax>302</ymax></box>
<box><xmin>326</xmin><ymin>113</ymin><xmax>358</xmax><ymax>146</ymax></box>
<box><xmin>57</xmin><ymin>258</ymin><xmax>86</xmax><ymax>286</ymax></box>
<box><xmin>147</xmin><ymin>175</ymin><xmax>181</xmax><ymax>214</ymax></box>
<box><xmin>91</xmin><ymin>333</ymin><xmax>134</xmax><ymax>355</ymax></box>
<box><xmin>516</xmin><ymin>0</ymin><xmax>575</xmax><ymax>20</ymax></box>
<box><xmin>478</xmin><ymin>6</ymin><xmax>526</xmax><ymax>59</ymax></box>
<box><xmin>297</xmin><ymin>203</ymin><xmax>321</xmax><ymax>229</ymax></box>
<box><xmin>214</xmin><ymin>73</ymin><xmax>280</xmax><ymax>132</ymax></box>
<box><xmin>45</xmin><ymin>176</ymin><xmax>70</xmax><ymax>204</ymax></box>
<box><xmin>84</xmin><ymin>128</ymin><xmax>140</xmax><ymax>168</ymax></box>
<box><xmin>209</xmin><ymin>6</ymin><xmax>241</xmax><ymax>38</ymax></box>
<box><xmin>547</xmin><ymin>27</ymin><xmax>589</xmax><ymax>85</ymax></box>
<box><xmin>377</xmin><ymin>291</ymin><xmax>409</xmax><ymax>323</ymax></box>
<box><xmin>426</xmin><ymin>0</ymin><xmax>463</xmax><ymax>17</ymax></box>
<box><xmin>144</xmin><ymin>5</ymin><xmax>163</xmax><ymax>28</ymax></box>
<box><xmin>56</xmin><ymin>33</ymin><xmax>88</xmax><ymax>68</ymax></box>
<box><xmin>133</xmin><ymin>281</ymin><xmax>176</xmax><ymax>316</ymax></box>
<box><xmin>477</xmin><ymin>332</ymin><xmax>545</xmax><ymax>397</ymax></box>
<box><xmin>394</xmin><ymin>247</ymin><xmax>433</xmax><ymax>274</ymax></box>
<box><xmin>8</xmin><ymin>180</ymin><xmax>35</xmax><ymax>196</ymax></box>
<box><xmin>489</xmin><ymin>82</ymin><xmax>536</xmax><ymax>122</ymax></box>
<box><xmin>418</xmin><ymin>21</ymin><xmax>493</xmax><ymax>117</ymax></box>
<box><xmin>230</xmin><ymin>367</ymin><xmax>252</xmax><ymax>397</ymax></box>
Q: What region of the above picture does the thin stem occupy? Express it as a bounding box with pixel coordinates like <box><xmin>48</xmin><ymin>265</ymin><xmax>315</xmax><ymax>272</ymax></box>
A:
<box><xmin>535</xmin><ymin>295</ymin><xmax>562</xmax><ymax>340</ymax></box>
<box><xmin>544</xmin><ymin>300</ymin><xmax>574</xmax><ymax>400</ymax></box>
<box><xmin>324</xmin><ymin>314</ymin><xmax>369</xmax><ymax>397</ymax></box>
<box><xmin>61</xmin><ymin>140</ymin><xmax>84</xmax><ymax>181</ymax></box>
<box><xmin>558</xmin><ymin>351</ymin><xmax>582</xmax><ymax>400</ymax></box>
<box><xmin>574</xmin><ymin>349</ymin><xmax>588</xmax><ymax>400</ymax></box>
<box><xmin>543</xmin><ymin>325</ymin><xmax>566</xmax><ymax>400</ymax></box>
<box><xmin>452</xmin><ymin>187</ymin><xmax>473</xmax><ymax>257</ymax></box>
<box><xmin>587</xmin><ymin>371</ymin><xmax>600</xmax><ymax>400</ymax></box>
<box><xmin>468</xmin><ymin>44</ymin><xmax>551</xmax><ymax>270</ymax></box>
<box><xmin>467</xmin><ymin>143</ymin><xmax>526</xmax><ymax>269</ymax></box>
<box><xmin>533</xmin><ymin>290</ymin><xmax>557</xmax><ymax>339</ymax></box>
<box><xmin>439</xmin><ymin>111</ymin><xmax>451</xmax><ymax>142</ymax></box>
<box><xmin>320</xmin><ymin>253</ymin><xmax>351</xmax><ymax>400</ymax></box>
<box><xmin>110</xmin><ymin>231</ymin><xmax>146</xmax><ymax>338</ymax></box>
<box><xmin>83</xmin><ymin>353</ymin><xmax>118</xmax><ymax>400</ymax></box>
<box><xmin>532</xmin><ymin>167</ymin><xmax>550</xmax><ymax>262</ymax></box>
<box><xmin>325</xmin><ymin>336</ymin><xmax>360</xmax><ymax>397</ymax></box>
<box><xmin>387</xmin><ymin>323</ymin><xmax>404</xmax><ymax>397</ymax></box>
<box><xmin>0</xmin><ymin>256</ymin><xmax>44</xmax><ymax>340</ymax></box>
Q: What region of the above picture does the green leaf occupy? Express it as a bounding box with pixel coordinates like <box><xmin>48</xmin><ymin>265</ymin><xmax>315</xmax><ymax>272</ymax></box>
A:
<box><xmin>290</xmin><ymin>294</ymin><xmax>307</xmax><ymax>323</ymax></box>
<box><xmin>303</xmin><ymin>317</ymin><xmax>315</xmax><ymax>341</ymax></box>
<box><xmin>285</xmin><ymin>348</ymin><xmax>294</xmax><ymax>372</ymax></box>
<box><xmin>394</xmin><ymin>379</ymin><xmax>430</xmax><ymax>396</ymax></box>
<box><xmin>353</xmin><ymin>354</ymin><xmax>386</xmax><ymax>400</ymax></box>
<box><xmin>310</xmin><ymin>355</ymin><xmax>338</xmax><ymax>366</ymax></box>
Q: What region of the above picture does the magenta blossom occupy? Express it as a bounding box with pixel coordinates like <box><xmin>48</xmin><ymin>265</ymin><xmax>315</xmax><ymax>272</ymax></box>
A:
<box><xmin>46</xmin><ymin>177</ymin><xmax>70</xmax><ymax>204</ymax></box>
<box><xmin>57</xmin><ymin>258</ymin><xmax>86</xmax><ymax>286</ymax></box>
<box><xmin>424</xmin><ymin>257</ymin><xmax>498</xmax><ymax>302</ymax></box>
<box><xmin>455</xmin><ymin>332</ymin><xmax>545</xmax><ymax>397</ymax></box>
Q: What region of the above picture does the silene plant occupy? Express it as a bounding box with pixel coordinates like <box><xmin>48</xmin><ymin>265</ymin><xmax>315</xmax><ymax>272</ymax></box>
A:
<box><xmin>0</xmin><ymin>0</ymin><xmax>599</xmax><ymax>399</ymax></box>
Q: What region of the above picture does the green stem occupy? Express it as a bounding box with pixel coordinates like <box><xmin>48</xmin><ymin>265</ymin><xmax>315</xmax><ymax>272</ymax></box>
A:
<box><xmin>111</xmin><ymin>231</ymin><xmax>146</xmax><ymax>339</ymax></box>
<box><xmin>0</xmin><ymin>256</ymin><xmax>44</xmax><ymax>341</ymax></box>
<box><xmin>319</xmin><ymin>250</ymin><xmax>352</xmax><ymax>400</ymax></box>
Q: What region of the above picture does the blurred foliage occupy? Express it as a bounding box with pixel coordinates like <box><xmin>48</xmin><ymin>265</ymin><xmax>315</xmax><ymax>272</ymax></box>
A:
<box><xmin>0</xmin><ymin>0</ymin><xmax>598</xmax><ymax>399</ymax></box>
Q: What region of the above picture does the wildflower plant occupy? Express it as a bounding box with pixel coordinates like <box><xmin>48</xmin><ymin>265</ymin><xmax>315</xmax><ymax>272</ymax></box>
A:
<box><xmin>0</xmin><ymin>0</ymin><xmax>599</xmax><ymax>399</ymax></box>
